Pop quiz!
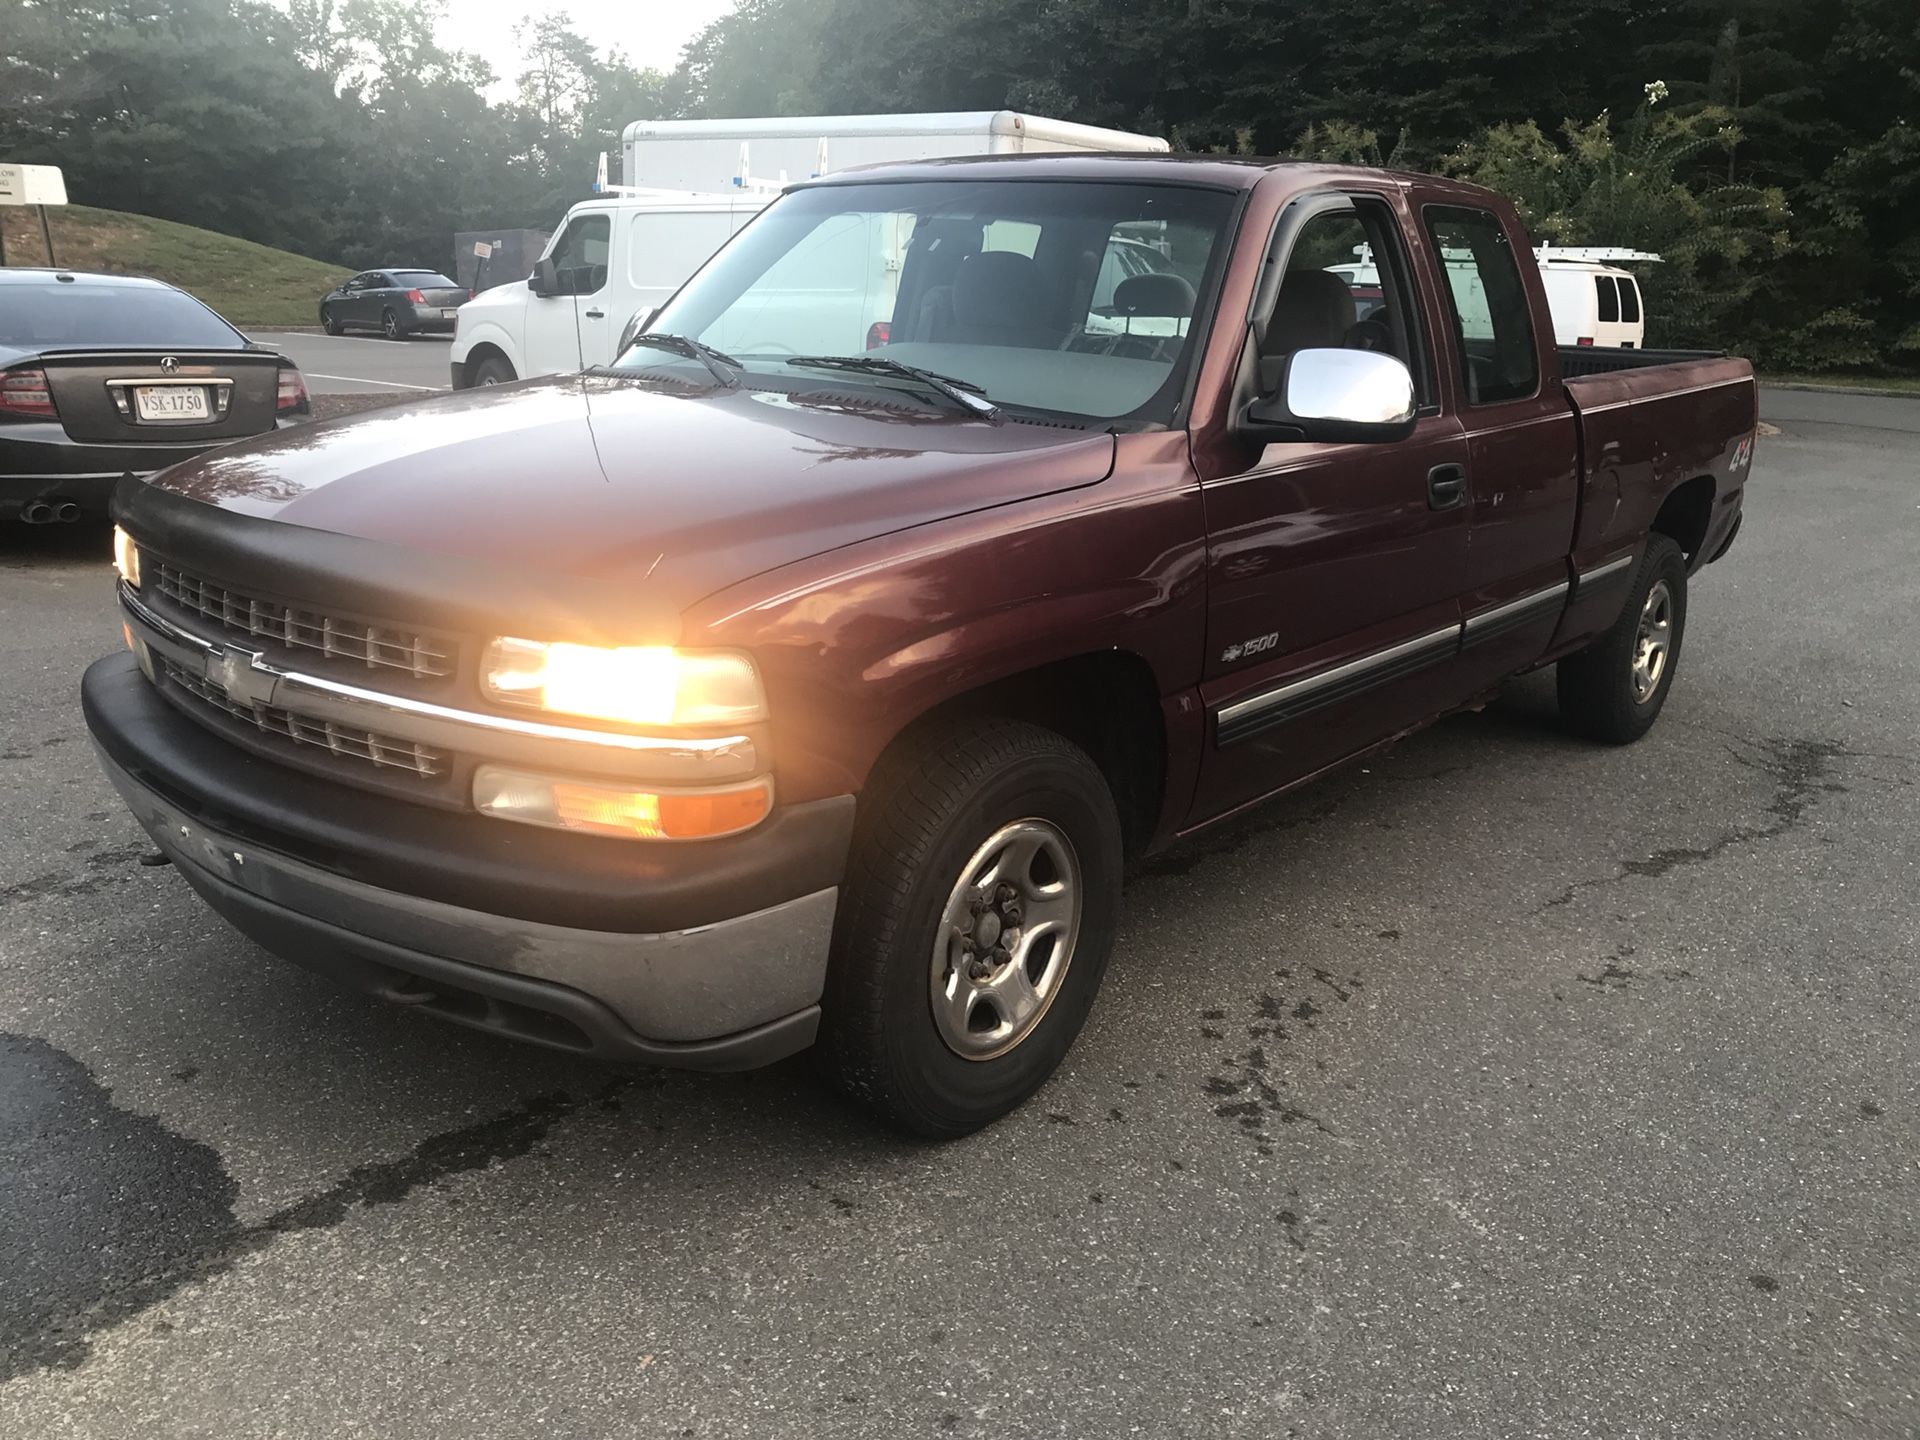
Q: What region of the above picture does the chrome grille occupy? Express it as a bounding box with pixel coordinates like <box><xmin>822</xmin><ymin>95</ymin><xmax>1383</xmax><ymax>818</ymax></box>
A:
<box><xmin>153</xmin><ymin>562</ymin><xmax>455</xmax><ymax>680</ymax></box>
<box><xmin>160</xmin><ymin>657</ymin><xmax>447</xmax><ymax>779</ymax></box>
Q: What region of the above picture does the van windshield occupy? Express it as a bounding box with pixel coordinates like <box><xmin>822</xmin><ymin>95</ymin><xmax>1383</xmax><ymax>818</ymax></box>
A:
<box><xmin>634</xmin><ymin>179</ymin><xmax>1237</xmax><ymax>426</ymax></box>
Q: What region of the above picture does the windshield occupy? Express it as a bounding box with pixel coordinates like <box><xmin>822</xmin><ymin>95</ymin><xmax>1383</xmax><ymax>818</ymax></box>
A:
<box><xmin>633</xmin><ymin>180</ymin><xmax>1237</xmax><ymax>426</ymax></box>
<box><xmin>0</xmin><ymin>282</ymin><xmax>243</xmax><ymax>349</ymax></box>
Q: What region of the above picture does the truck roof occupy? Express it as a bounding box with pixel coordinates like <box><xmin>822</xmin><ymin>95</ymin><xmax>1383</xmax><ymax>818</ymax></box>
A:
<box><xmin>799</xmin><ymin>150</ymin><xmax>1499</xmax><ymax>201</ymax></box>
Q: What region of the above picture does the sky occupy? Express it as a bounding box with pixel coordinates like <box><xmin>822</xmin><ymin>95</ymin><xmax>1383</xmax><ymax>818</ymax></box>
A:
<box><xmin>433</xmin><ymin>0</ymin><xmax>740</xmax><ymax>95</ymax></box>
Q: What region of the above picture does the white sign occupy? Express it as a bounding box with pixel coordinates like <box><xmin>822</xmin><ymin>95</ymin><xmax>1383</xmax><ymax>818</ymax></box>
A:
<box><xmin>0</xmin><ymin>163</ymin><xmax>68</xmax><ymax>206</ymax></box>
<box><xmin>472</xmin><ymin>241</ymin><xmax>493</xmax><ymax>258</ymax></box>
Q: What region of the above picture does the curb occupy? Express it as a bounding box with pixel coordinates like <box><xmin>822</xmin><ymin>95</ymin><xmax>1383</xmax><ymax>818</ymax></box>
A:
<box><xmin>1759</xmin><ymin>381</ymin><xmax>1920</xmax><ymax>400</ymax></box>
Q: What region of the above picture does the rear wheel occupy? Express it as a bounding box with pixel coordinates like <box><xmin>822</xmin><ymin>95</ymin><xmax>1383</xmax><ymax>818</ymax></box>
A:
<box><xmin>819</xmin><ymin>720</ymin><xmax>1123</xmax><ymax>1139</ymax></box>
<box><xmin>320</xmin><ymin>305</ymin><xmax>342</xmax><ymax>336</ymax></box>
<box><xmin>1557</xmin><ymin>535</ymin><xmax>1689</xmax><ymax>744</ymax></box>
<box><xmin>472</xmin><ymin>355</ymin><xmax>515</xmax><ymax>386</ymax></box>
<box><xmin>381</xmin><ymin>308</ymin><xmax>404</xmax><ymax>340</ymax></box>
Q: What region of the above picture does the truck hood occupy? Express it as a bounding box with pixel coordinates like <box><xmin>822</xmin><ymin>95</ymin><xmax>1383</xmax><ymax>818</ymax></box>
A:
<box><xmin>147</xmin><ymin>374</ymin><xmax>1115</xmax><ymax>611</ymax></box>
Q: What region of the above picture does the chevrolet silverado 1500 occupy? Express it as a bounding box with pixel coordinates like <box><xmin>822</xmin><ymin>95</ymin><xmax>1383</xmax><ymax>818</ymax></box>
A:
<box><xmin>87</xmin><ymin>156</ymin><xmax>1754</xmax><ymax>1136</ymax></box>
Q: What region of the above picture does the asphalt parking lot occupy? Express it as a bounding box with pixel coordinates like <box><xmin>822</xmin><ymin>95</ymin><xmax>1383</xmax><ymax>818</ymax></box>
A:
<box><xmin>249</xmin><ymin>330</ymin><xmax>454</xmax><ymax>394</ymax></box>
<box><xmin>1</xmin><ymin>389</ymin><xmax>1915</xmax><ymax>1438</ymax></box>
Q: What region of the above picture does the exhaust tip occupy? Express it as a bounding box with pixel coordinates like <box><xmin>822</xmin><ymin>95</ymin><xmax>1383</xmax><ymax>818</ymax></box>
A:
<box><xmin>55</xmin><ymin>502</ymin><xmax>80</xmax><ymax>523</ymax></box>
<box><xmin>21</xmin><ymin>502</ymin><xmax>54</xmax><ymax>525</ymax></box>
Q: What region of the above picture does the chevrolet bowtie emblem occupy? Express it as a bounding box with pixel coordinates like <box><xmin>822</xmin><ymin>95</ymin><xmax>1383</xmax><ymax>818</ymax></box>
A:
<box><xmin>211</xmin><ymin>645</ymin><xmax>279</xmax><ymax>708</ymax></box>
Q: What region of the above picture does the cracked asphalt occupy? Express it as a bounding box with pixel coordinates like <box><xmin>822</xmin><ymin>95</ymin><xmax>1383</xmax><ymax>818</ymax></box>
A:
<box><xmin>2</xmin><ymin>388</ymin><xmax>1915</xmax><ymax>1438</ymax></box>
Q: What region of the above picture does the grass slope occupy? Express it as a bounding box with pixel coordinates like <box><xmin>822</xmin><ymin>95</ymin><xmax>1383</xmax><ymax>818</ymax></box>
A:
<box><xmin>0</xmin><ymin>204</ymin><xmax>349</xmax><ymax>328</ymax></box>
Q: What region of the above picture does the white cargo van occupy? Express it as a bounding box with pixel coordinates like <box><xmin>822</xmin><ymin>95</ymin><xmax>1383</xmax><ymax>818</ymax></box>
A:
<box><xmin>1537</xmin><ymin>257</ymin><xmax>1648</xmax><ymax>349</ymax></box>
<box><xmin>451</xmin><ymin>112</ymin><xmax>1170</xmax><ymax>388</ymax></box>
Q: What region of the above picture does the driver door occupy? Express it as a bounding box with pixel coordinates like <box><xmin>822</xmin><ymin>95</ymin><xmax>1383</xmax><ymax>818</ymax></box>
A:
<box><xmin>1190</xmin><ymin>193</ymin><xmax>1473</xmax><ymax>824</ymax></box>
<box><xmin>525</xmin><ymin>213</ymin><xmax>612</xmax><ymax>376</ymax></box>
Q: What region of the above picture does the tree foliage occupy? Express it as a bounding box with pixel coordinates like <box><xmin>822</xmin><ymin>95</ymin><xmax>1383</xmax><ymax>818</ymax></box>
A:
<box><xmin>1</xmin><ymin>0</ymin><xmax>1913</xmax><ymax>367</ymax></box>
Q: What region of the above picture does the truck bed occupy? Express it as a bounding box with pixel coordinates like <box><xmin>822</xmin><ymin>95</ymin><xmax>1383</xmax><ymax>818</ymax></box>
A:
<box><xmin>1557</xmin><ymin>345</ymin><xmax>1725</xmax><ymax>378</ymax></box>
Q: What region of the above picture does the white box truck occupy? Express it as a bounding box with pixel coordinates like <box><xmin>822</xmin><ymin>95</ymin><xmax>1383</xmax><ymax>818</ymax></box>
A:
<box><xmin>451</xmin><ymin>112</ymin><xmax>1169</xmax><ymax>388</ymax></box>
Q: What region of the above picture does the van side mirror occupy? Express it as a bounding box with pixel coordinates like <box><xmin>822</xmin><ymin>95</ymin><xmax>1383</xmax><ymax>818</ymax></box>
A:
<box><xmin>527</xmin><ymin>257</ymin><xmax>560</xmax><ymax>297</ymax></box>
<box><xmin>616</xmin><ymin>307</ymin><xmax>661</xmax><ymax>357</ymax></box>
<box><xmin>1235</xmin><ymin>348</ymin><xmax>1418</xmax><ymax>445</ymax></box>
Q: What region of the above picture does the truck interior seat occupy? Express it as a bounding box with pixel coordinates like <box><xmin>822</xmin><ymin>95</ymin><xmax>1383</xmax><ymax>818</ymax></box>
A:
<box><xmin>949</xmin><ymin>250</ymin><xmax>1060</xmax><ymax>349</ymax></box>
<box><xmin>1112</xmin><ymin>273</ymin><xmax>1196</xmax><ymax>320</ymax></box>
<box><xmin>1259</xmin><ymin>268</ymin><xmax>1358</xmax><ymax>389</ymax></box>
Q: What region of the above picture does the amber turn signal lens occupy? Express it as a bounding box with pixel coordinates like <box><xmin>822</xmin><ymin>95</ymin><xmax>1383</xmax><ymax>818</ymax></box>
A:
<box><xmin>472</xmin><ymin>765</ymin><xmax>773</xmax><ymax>842</ymax></box>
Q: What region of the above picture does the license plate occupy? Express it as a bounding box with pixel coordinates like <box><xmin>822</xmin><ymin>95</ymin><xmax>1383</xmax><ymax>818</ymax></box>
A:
<box><xmin>133</xmin><ymin>386</ymin><xmax>210</xmax><ymax>422</ymax></box>
<box><xmin>441</xmin><ymin>308</ymin><xmax>457</xmax><ymax>319</ymax></box>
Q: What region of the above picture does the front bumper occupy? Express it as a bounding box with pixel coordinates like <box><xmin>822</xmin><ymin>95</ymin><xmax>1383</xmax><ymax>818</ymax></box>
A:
<box><xmin>83</xmin><ymin>653</ymin><xmax>854</xmax><ymax>1069</ymax></box>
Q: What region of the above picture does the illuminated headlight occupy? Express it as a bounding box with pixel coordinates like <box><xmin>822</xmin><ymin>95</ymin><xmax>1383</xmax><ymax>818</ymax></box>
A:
<box><xmin>112</xmin><ymin>525</ymin><xmax>142</xmax><ymax>590</ymax></box>
<box><xmin>481</xmin><ymin>637</ymin><xmax>767</xmax><ymax>728</ymax></box>
<box><xmin>473</xmin><ymin>765</ymin><xmax>773</xmax><ymax>841</ymax></box>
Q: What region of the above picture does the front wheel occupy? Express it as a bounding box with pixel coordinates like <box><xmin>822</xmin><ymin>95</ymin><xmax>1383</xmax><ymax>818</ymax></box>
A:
<box><xmin>320</xmin><ymin>305</ymin><xmax>342</xmax><ymax>336</ymax></box>
<box><xmin>819</xmin><ymin>720</ymin><xmax>1123</xmax><ymax>1138</ymax></box>
<box><xmin>471</xmin><ymin>355</ymin><xmax>515</xmax><ymax>386</ymax></box>
<box><xmin>1557</xmin><ymin>534</ymin><xmax>1689</xmax><ymax>744</ymax></box>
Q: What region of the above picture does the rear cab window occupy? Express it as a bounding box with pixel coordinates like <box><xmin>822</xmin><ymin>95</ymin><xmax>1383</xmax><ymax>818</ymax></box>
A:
<box><xmin>1423</xmin><ymin>205</ymin><xmax>1539</xmax><ymax>405</ymax></box>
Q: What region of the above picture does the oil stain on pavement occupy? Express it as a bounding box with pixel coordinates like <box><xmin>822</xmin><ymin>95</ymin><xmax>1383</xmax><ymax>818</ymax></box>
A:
<box><xmin>0</xmin><ymin>1029</ymin><xmax>619</xmax><ymax>1381</ymax></box>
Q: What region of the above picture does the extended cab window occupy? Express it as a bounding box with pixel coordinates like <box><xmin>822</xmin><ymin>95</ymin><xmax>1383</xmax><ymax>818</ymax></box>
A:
<box><xmin>1425</xmin><ymin>206</ymin><xmax>1539</xmax><ymax>404</ymax></box>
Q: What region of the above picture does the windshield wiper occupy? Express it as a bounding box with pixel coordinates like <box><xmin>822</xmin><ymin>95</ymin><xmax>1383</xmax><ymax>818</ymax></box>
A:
<box><xmin>625</xmin><ymin>332</ymin><xmax>743</xmax><ymax>388</ymax></box>
<box><xmin>783</xmin><ymin>355</ymin><xmax>1000</xmax><ymax>418</ymax></box>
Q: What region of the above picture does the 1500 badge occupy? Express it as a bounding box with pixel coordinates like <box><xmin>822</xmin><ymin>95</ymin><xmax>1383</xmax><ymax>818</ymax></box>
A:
<box><xmin>1220</xmin><ymin>632</ymin><xmax>1280</xmax><ymax>664</ymax></box>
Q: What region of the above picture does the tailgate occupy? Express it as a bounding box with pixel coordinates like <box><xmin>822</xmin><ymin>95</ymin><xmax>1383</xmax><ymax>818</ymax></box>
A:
<box><xmin>40</xmin><ymin>350</ymin><xmax>283</xmax><ymax>446</ymax></box>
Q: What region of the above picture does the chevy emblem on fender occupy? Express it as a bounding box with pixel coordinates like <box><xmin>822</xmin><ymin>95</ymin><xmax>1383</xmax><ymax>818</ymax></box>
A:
<box><xmin>212</xmin><ymin>645</ymin><xmax>278</xmax><ymax>708</ymax></box>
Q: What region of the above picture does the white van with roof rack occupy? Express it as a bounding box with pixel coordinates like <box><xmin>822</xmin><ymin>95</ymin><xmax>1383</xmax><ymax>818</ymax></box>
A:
<box><xmin>1534</xmin><ymin>246</ymin><xmax>1659</xmax><ymax>350</ymax></box>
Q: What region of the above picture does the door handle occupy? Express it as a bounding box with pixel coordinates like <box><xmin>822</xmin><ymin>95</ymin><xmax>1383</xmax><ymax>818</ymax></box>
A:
<box><xmin>1427</xmin><ymin>463</ymin><xmax>1468</xmax><ymax>510</ymax></box>
<box><xmin>584</xmin><ymin>308</ymin><xmax>606</xmax><ymax>319</ymax></box>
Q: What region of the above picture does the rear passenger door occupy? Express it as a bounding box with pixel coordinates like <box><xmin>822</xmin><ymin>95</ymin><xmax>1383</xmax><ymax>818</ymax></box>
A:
<box><xmin>1418</xmin><ymin>202</ymin><xmax>1581</xmax><ymax>693</ymax></box>
<box><xmin>1190</xmin><ymin>192</ymin><xmax>1472</xmax><ymax>824</ymax></box>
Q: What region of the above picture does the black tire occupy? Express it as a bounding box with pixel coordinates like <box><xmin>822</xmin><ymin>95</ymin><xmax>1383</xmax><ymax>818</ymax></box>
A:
<box><xmin>381</xmin><ymin>308</ymin><xmax>404</xmax><ymax>340</ymax></box>
<box><xmin>471</xmin><ymin>355</ymin><xmax>515</xmax><ymax>386</ymax></box>
<box><xmin>1557</xmin><ymin>535</ymin><xmax>1689</xmax><ymax>744</ymax></box>
<box><xmin>320</xmin><ymin>305</ymin><xmax>342</xmax><ymax>336</ymax></box>
<box><xmin>819</xmin><ymin>720</ymin><xmax>1124</xmax><ymax>1139</ymax></box>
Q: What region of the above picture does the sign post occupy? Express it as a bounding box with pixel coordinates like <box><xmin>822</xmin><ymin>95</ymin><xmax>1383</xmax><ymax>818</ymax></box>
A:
<box><xmin>0</xmin><ymin>163</ymin><xmax>70</xmax><ymax>267</ymax></box>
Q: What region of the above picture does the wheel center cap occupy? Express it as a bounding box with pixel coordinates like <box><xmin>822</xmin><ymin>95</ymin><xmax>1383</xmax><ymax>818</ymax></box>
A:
<box><xmin>974</xmin><ymin>912</ymin><xmax>1004</xmax><ymax>948</ymax></box>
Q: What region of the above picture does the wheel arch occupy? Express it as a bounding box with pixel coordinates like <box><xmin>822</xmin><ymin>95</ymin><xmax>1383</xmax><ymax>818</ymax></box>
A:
<box><xmin>453</xmin><ymin>342</ymin><xmax>514</xmax><ymax>389</ymax></box>
<box><xmin>869</xmin><ymin>649</ymin><xmax>1171</xmax><ymax>861</ymax></box>
<box><xmin>1651</xmin><ymin>474</ymin><xmax>1716</xmax><ymax>568</ymax></box>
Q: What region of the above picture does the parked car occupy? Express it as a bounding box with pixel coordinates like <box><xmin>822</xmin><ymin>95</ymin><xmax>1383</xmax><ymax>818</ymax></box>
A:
<box><xmin>320</xmin><ymin>269</ymin><xmax>469</xmax><ymax>340</ymax></box>
<box><xmin>89</xmin><ymin>156</ymin><xmax>1754</xmax><ymax>1137</ymax></box>
<box><xmin>1</xmin><ymin>268</ymin><xmax>310</xmax><ymax>524</ymax></box>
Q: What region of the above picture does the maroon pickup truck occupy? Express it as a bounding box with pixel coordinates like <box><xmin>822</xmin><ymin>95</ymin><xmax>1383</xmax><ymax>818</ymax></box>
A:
<box><xmin>86</xmin><ymin>156</ymin><xmax>1754</xmax><ymax>1135</ymax></box>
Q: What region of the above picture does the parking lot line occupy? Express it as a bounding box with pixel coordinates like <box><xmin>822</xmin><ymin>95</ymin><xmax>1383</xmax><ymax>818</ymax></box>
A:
<box><xmin>304</xmin><ymin>372</ymin><xmax>443</xmax><ymax>392</ymax></box>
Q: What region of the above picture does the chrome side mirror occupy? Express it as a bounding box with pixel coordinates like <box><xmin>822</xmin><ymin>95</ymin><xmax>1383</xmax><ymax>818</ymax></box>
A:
<box><xmin>1236</xmin><ymin>348</ymin><xmax>1418</xmax><ymax>445</ymax></box>
<box><xmin>616</xmin><ymin>307</ymin><xmax>661</xmax><ymax>357</ymax></box>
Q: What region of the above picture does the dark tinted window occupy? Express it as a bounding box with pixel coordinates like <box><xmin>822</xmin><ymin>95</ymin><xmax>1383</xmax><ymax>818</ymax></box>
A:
<box><xmin>1425</xmin><ymin>206</ymin><xmax>1539</xmax><ymax>405</ymax></box>
<box><xmin>0</xmin><ymin>282</ymin><xmax>242</xmax><ymax>349</ymax></box>
<box><xmin>391</xmin><ymin>271</ymin><xmax>459</xmax><ymax>288</ymax></box>
<box><xmin>550</xmin><ymin>216</ymin><xmax>611</xmax><ymax>296</ymax></box>
<box><xmin>1618</xmin><ymin>276</ymin><xmax>1641</xmax><ymax>323</ymax></box>
<box><xmin>1596</xmin><ymin>275</ymin><xmax>1620</xmax><ymax>323</ymax></box>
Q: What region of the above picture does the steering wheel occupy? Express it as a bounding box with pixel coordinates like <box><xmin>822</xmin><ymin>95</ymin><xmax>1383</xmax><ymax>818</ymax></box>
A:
<box><xmin>1345</xmin><ymin>318</ymin><xmax>1394</xmax><ymax>354</ymax></box>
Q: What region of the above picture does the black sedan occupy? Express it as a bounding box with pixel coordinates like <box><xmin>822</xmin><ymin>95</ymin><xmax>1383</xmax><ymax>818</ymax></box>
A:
<box><xmin>1</xmin><ymin>269</ymin><xmax>310</xmax><ymax>524</ymax></box>
<box><xmin>319</xmin><ymin>269</ymin><xmax>469</xmax><ymax>339</ymax></box>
